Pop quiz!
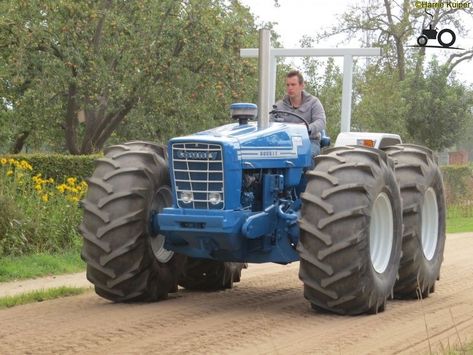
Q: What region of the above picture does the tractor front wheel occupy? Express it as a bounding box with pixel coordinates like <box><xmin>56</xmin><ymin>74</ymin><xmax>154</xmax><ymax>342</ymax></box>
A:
<box><xmin>80</xmin><ymin>141</ymin><xmax>184</xmax><ymax>302</ymax></box>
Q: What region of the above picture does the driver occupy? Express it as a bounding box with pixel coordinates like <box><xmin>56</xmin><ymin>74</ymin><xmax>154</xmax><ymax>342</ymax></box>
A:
<box><xmin>273</xmin><ymin>70</ymin><xmax>326</xmax><ymax>158</ymax></box>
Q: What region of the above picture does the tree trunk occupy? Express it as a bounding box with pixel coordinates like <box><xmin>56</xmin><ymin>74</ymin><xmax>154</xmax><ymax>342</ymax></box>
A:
<box><xmin>65</xmin><ymin>82</ymin><xmax>80</xmax><ymax>155</ymax></box>
<box><xmin>10</xmin><ymin>131</ymin><xmax>30</xmax><ymax>154</ymax></box>
<box><xmin>395</xmin><ymin>36</ymin><xmax>405</xmax><ymax>81</ymax></box>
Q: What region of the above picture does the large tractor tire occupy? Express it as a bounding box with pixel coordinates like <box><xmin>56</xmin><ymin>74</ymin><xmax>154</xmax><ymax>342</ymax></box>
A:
<box><xmin>385</xmin><ymin>144</ymin><xmax>446</xmax><ymax>299</ymax></box>
<box><xmin>298</xmin><ymin>146</ymin><xmax>403</xmax><ymax>315</ymax></box>
<box><xmin>178</xmin><ymin>258</ymin><xmax>245</xmax><ymax>291</ymax></box>
<box><xmin>80</xmin><ymin>141</ymin><xmax>184</xmax><ymax>302</ymax></box>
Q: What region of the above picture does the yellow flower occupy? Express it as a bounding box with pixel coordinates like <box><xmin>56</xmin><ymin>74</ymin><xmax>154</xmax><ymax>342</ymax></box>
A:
<box><xmin>48</xmin><ymin>178</ymin><xmax>54</xmax><ymax>183</ymax></box>
<box><xmin>35</xmin><ymin>184</ymin><xmax>42</xmax><ymax>191</ymax></box>
<box><xmin>20</xmin><ymin>160</ymin><xmax>32</xmax><ymax>171</ymax></box>
<box><xmin>67</xmin><ymin>177</ymin><xmax>77</xmax><ymax>186</ymax></box>
<box><xmin>67</xmin><ymin>195</ymin><xmax>80</xmax><ymax>203</ymax></box>
<box><xmin>57</xmin><ymin>184</ymin><xmax>67</xmax><ymax>193</ymax></box>
<box><xmin>6</xmin><ymin>170</ymin><xmax>13</xmax><ymax>176</ymax></box>
<box><xmin>0</xmin><ymin>158</ymin><xmax>7</xmax><ymax>165</ymax></box>
<box><xmin>41</xmin><ymin>194</ymin><xmax>49</xmax><ymax>202</ymax></box>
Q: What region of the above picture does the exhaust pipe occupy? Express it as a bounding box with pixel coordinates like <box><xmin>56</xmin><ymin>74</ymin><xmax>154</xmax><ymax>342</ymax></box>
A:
<box><xmin>257</xmin><ymin>28</ymin><xmax>271</xmax><ymax>130</ymax></box>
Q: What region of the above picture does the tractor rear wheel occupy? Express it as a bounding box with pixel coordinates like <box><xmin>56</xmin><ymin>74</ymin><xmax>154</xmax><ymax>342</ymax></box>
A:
<box><xmin>298</xmin><ymin>146</ymin><xmax>403</xmax><ymax>315</ymax></box>
<box><xmin>80</xmin><ymin>141</ymin><xmax>184</xmax><ymax>302</ymax></box>
<box><xmin>178</xmin><ymin>258</ymin><xmax>245</xmax><ymax>291</ymax></box>
<box><xmin>385</xmin><ymin>144</ymin><xmax>446</xmax><ymax>299</ymax></box>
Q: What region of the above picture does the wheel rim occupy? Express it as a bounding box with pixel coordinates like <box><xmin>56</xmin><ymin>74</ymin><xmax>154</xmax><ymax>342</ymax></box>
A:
<box><xmin>369</xmin><ymin>192</ymin><xmax>394</xmax><ymax>274</ymax></box>
<box><xmin>421</xmin><ymin>187</ymin><xmax>439</xmax><ymax>261</ymax></box>
<box><xmin>150</xmin><ymin>186</ymin><xmax>174</xmax><ymax>263</ymax></box>
<box><xmin>417</xmin><ymin>36</ymin><xmax>427</xmax><ymax>46</ymax></box>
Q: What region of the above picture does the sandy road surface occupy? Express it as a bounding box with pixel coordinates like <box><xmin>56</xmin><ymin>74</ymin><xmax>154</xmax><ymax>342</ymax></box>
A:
<box><xmin>1</xmin><ymin>233</ymin><xmax>473</xmax><ymax>354</ymax></box>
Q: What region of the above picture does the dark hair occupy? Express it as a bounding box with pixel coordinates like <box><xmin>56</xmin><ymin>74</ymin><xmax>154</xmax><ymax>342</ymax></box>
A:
<box><xmin>286</xmin><ymin>70</ymin><xmax>304</xmax><ymax>84</ymax></box>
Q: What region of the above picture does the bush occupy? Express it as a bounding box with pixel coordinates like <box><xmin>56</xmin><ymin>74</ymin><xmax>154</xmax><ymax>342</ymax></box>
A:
<box><xmin>0</xmin><ymin>154</ymin><xmax>100</xmax><ymax>181</ymax></box>
<box><xmin>0</xmin><ymin>195</ymin><xmax>36</xmax><ymax>256</ymax></box>
<box><xmin>0</xmin><ymin>158</ymin><xmax>85</xmax><ymax>256</ymax></box>
<box><xmin>441</xmin><ymin>164</ymin><xmax>473</xmax><ymax>204</ymax></box>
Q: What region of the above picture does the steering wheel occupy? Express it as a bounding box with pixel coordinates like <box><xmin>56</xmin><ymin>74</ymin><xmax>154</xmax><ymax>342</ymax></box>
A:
<box><xmin>270</xmin><ymin>109</ymin><xmax>310</xmax><ymax>133</ymax></box>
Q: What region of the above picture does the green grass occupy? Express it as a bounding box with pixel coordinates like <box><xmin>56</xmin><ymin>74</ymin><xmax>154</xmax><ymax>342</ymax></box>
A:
<box><xmin>0</xmin><ymin>248</ymin><xmax>85</xmax><ymax>283</ymax></box>
<box><xmin>0</xmin><ymin>286</ymin><xmax>90</xmax><ymax>310</ymax></box>
<box><xmin>439</xmin><ymin>339</ymin><xmax>473</xmax><ymax>354</ymax></box>
<box><xmin>446</xmin><ymin>216</ymin><xmax>473</xmax><ymax>234</ymax></box>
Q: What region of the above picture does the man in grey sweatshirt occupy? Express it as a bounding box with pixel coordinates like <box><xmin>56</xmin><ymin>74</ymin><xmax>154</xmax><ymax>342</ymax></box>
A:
<box><xmin>273</xmin><ymin>70</ymin><xmax>326</xmax><ymax>160</ymax></box>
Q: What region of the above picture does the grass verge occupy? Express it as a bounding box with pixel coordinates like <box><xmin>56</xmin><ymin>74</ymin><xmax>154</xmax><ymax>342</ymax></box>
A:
<box><xmin>440</xmin><ymin>340</ymin><xmax>473</xmax><ymax>354</ymax></box>
<box><xmin>446</xmin><ymin>216</ymin><xmax>473</xmax><ymax>234</ymax></box>
<box><xmin>0</xmin><ymin>249</ymin><xmax>84</xmax><ymax>283</ymax></box>
<box><xmin>0</xmin><ymin>286</ymin><xmax>90</xmax><ymax>310</ymax></box>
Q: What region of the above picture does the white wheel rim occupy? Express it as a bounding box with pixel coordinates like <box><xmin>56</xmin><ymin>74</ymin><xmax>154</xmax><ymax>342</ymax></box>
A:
<box><xmin>421</xmin><ymin>187</ymin><xmax>439</xmax><ymax>261</ymax></box>
<box><xmin>151</xmin><ymin>234</ymin><xmax>174</xmax><ymax>263</ymax></box>
<box><xmin>150</xmin><ymin>187</ymin><xmax>174</xmax><ymax>263</ymax></box>
<box><xmin>370</xmin><ymin>192</ymin><xmax>394</xmax><ymax>274</ymax></box>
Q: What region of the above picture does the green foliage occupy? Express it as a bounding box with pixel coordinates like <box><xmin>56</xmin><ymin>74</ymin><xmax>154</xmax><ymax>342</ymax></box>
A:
<box><xmin>441</xmin><ymin>164</ymin><xmax>473</xmax><ymax>204</ymax></box>
<box><xmin>0</xmin><ymin>249</ymin><xmax>84</xmax><ymax>282</ymax></box>
<box><xmin>442</xmin><ymin>164</ymin><xmax>473</xmax><ymax>233</ymax></box>
<box><xmin>0</xmin><ymin>192</ymin><xmax>82</xmax><ymax>257</ymax></box>
<box><xmin>349</xmin><ymin>61</ymin><xmax>473</xmax><ymax>150</ymax></box>
<box><xmin>405</xmin><ymin>62</ymin><xmax>473</xmax><ymax>151</ymax></box>
<box><xmin>0</xmin><ymin>194</ymin><xmax>35</xmax><ymax>256</ymax></box>
<box><xmin>0</xmin><ymin>159</ymin><xmax>85</xmax><ymax>256</ymax></box>
<box><xmin>353</xmin><ymin>68</ymin><xmax>408</xmax><ymax>138</ymax></box>
<box><xmin>0</xmin><ymin>0</ymin><xmax>259</xmax><ymax>154</ymax></box>
<box><xmin>0</xmin><ymin>287</ymin><xmax>89</xmax><ymax>309</ymax></box>
<box><xmin>302</xmin><ymin>2</ymin><xmax>473</xmax><ymax>149</ymax></box>
<box><xmin>0</xmin><ymin>154</ymin><xmax>99</xmax><ymax>181</ymax></box>
<box><xmin>311</xmin><ymin>59</ymin><xmax>343</xmax><ymax>138</ymax></box>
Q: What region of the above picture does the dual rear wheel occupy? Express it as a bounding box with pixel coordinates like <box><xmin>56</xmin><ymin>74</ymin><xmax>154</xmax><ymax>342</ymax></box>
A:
<box><xmin>298</xmin><ymin>144</ymin><xmax>446</xmax><ymax>314</ymax></box>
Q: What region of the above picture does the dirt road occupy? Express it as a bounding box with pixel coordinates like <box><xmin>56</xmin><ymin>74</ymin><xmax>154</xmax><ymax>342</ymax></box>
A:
<box><xmin>1</xmin><ymin>233</ymin><xmax>473</xmax><ymax>354</ymax></box>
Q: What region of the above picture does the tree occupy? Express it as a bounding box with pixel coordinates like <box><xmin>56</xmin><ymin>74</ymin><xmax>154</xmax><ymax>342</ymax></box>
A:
<box><xmin>319</xmin><ymin>0</ymin><xmax>473</xmax><ymax>81</ymax></box>
<box><xmin>0</xmin><ymin>0</ymin><xmax>259</xmax><ymax>154</ymax></box>
<box><xmin>405</xmin><ymin>59</ymin><xmax>473</xmax><ymax>151</ymax></box>
<box><xmin>352</xmin><ymin>66</ymin><xmax>409</xmax><ymax>137</ymax></box>
<box><xmin>311</xmin><ymin>0</ymin><xmax>473</xmax><ymax>151</ymax></box>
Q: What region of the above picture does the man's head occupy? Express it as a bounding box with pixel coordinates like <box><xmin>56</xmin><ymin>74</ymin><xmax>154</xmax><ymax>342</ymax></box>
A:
<box><xmin>285</xmin><ymin>70</ymin><xmax>304</xmax><ymax>100</ymax></box>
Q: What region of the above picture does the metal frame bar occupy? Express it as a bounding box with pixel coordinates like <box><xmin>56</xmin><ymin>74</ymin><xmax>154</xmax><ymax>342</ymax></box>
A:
<box><xmin>240</xmin><ymin>46</ymin><xmax>382</xmax><ymax>132</ymax></box>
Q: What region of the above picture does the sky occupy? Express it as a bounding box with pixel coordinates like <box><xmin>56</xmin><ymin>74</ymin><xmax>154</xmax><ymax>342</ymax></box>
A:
<box><xmin>239</xmin><ymin>0</ymin><xmax>473</xmax><ymax>84</ymax></box>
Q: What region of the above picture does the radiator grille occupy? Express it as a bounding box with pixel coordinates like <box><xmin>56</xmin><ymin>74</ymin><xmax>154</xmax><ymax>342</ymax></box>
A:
<box><xmin>172</xmin><ymin>142</ymin><xmax>224</xmax><ymax>209</ymax></box>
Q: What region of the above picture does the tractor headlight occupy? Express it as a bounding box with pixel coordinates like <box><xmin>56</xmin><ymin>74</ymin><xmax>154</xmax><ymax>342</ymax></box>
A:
<box><xmin>180</xmin><ymin>191</ymin><xmax>193</xmax><ymax>204</ymax></box>
<box><xmin>208</xmin><ymin>192</ymin><xmax>222</xmax><ymax>205</ymax></box>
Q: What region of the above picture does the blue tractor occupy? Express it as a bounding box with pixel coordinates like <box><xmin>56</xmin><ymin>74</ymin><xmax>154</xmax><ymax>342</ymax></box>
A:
<box><xmin>80</xmin><ymin>31</ymin><xmax>446</xmax><ymax>315</ymax></box>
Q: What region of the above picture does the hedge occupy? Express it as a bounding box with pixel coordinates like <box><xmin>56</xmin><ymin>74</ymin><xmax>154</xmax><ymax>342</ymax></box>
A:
<box><xmin>440</xmin><ymin>164</ymin><xmax>473</xmax><ymax>204</ymax></box>
<box><xmin>2</xmin><ymin>153</ymin><xmax>471</xmax><ymax>204</ymax></box>
<box><xmin>0</xmin><ymin>153</ymin><xmax>101</xmax><ymax>181</ymax></box>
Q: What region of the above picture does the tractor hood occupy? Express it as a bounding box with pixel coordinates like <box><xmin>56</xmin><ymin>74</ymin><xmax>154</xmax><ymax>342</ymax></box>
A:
<box><xmin>169</xmin><ymin>121</ymin><xmax>311</xmax><ymax>167</ymax></box>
